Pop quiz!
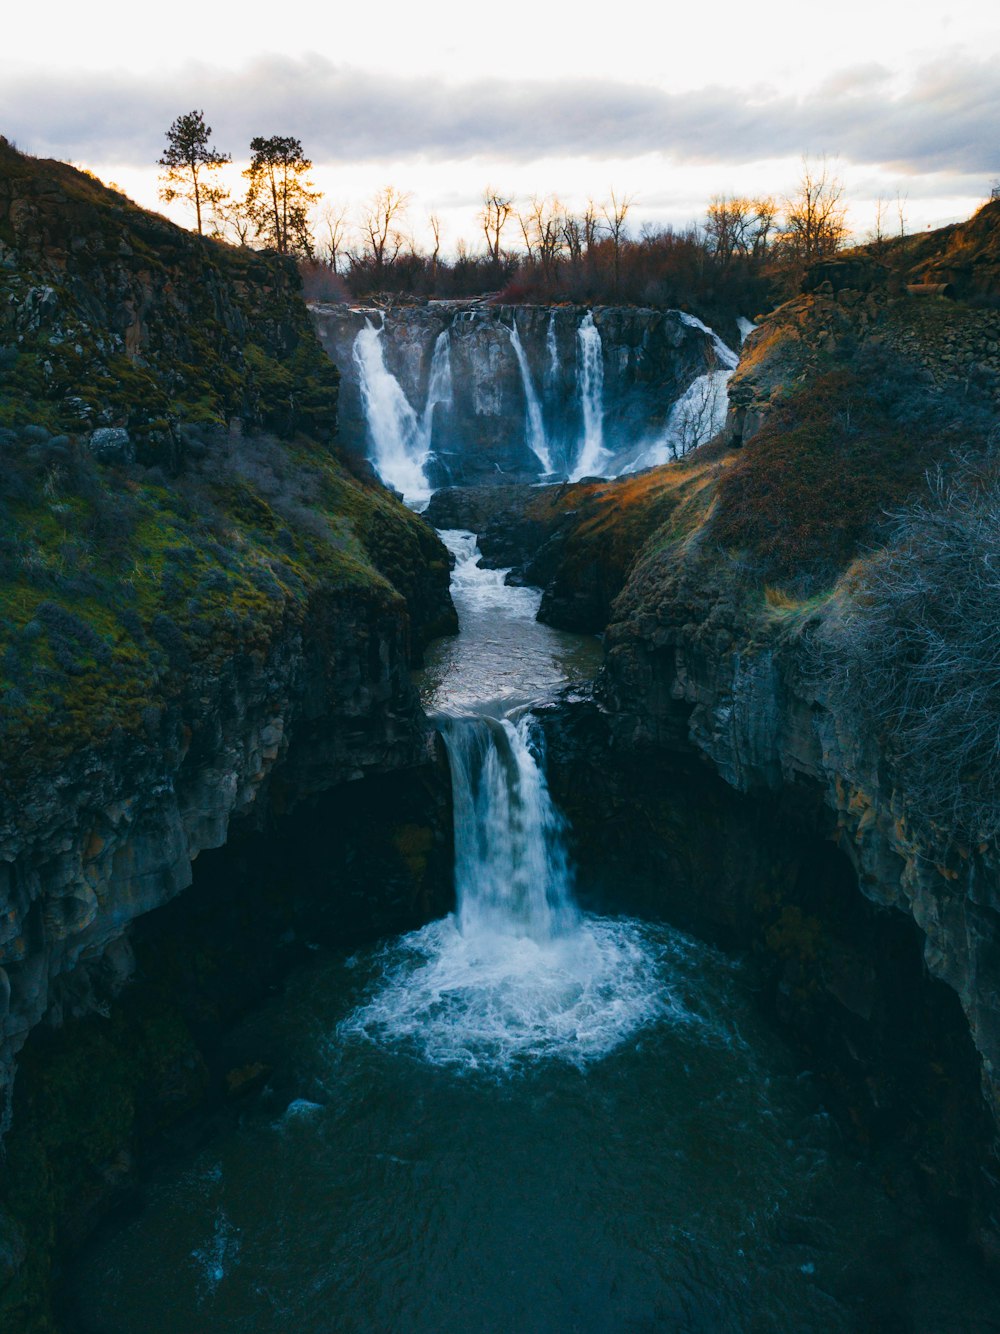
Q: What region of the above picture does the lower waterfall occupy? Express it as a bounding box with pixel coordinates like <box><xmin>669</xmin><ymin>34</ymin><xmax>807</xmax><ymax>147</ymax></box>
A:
<box><xmin>340</xmin><ymin>709</ymin><xmax>672</xmax><ymax>1072</ymax></box>
<box><xmin>340</xmin><ymin>533</ymin><xmax>670</xmax><ymax>1072</ymax></box>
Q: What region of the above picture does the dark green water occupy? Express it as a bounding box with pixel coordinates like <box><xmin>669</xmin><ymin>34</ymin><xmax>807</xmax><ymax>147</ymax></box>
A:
<box><xmin>68</xmin><ymin>928</ymin><xmax>1000</xmax><ymax>1333</ymax></box>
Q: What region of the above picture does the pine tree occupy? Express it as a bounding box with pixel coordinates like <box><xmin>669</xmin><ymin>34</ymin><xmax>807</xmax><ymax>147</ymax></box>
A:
<box><xmin>157</xmin><ymin>111</ymin><xmax>231</xmax><ymax>236</ymax></box>
<box><xmin>245</xmin><ymin>136</ymin><xmax>319</xmax><ymax>257</ymax></box>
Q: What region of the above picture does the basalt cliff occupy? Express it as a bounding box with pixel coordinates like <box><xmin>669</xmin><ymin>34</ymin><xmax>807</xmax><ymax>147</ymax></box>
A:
<box><xmin>0</xmin><ymin>139</ymin><xmax>456</xmax><ymax>1327</ymax></box>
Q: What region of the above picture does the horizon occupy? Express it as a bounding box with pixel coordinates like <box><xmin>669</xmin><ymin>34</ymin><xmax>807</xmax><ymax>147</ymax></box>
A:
<box><xmin>3</xmin><ymin>0</ymin><xmax>998</xmax><ymax>254</ymax></box>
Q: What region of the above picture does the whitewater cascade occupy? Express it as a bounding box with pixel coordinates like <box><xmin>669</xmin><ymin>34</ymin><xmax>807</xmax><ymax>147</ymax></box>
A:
<box><xmin>545</xmin><ymin>310</ymin><xmax>559</xmax><ymax>387</ymax></box>
<box><xmin>341</xmin><ymin>530</ymin><xmax>670</xmax><ymax>1071</ymax></box>
<box><xmin>506</xmin><ymin>320</ymin><xmax>553</xmax><ymax>473</ymax></box>
<box><xmin>420</xmin><ymin>329</ymin><xmax>454</xmax><ymax>446</ymax></box>
<box><xmin>353</xmin><ymin>320</ymin><xmax>455</xmax><ymax>506</ymax></box>
<box><xmin>571</xmin><ymin>312</ymin><xmax>609</xmax><ymax>480</ymax></box>
<box><xmin>625</xmin><ymin>314</ymin><xmax>741</xmax><ymax>472</ymax></box>
<box><xmin>442</xmin><ymin>714</ymin><xmax>578</xmax><ymax>943</ymax></box>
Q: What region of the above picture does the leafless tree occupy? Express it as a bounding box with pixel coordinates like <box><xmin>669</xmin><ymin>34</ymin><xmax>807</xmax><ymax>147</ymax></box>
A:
<box><xmin>671</xmin><ymin>375</ymin><xmax>728</xmax><ymax>458</ymax></box>
<box><xmin>519</xmin><ymin>195</ymin><xmax>564</xmax><ymax>281</ymax></box>
<box><xmin>316</xmin><ymin>201</ymin><xmax>350</xmax><ymax>273</ymax></box>
<box><xmin>705</xmin><ymin>195</ymin><xmax>755</xmax><ymax>269</ymax></box>
<box><xmin>601</xmin><ymin>188</ymin><xmax>634</xmax><ymax>291</ymax></box>
<box><xmin>358</xmin><ymin>185</ymin><xmax>411</xmax><ymax>286</ymax></box>
<box><xmin>561</xmin><ymin>210</ymin><xmax>584</xmax><ymax>265</ymax></box>
<box><xmin>428</xmin><ymin>213</ymin><xmax>442</xmax><ymax>279</ymax></box>
<box><xmin>868</xmin><ymin>195</ymin><xmax>889</xmax><ymax>254</ymax></box>
<box><xmin>896</xmin><ymin>190</ymin><xmax>909</xmax><ymax>238</ymax></box>
<box><xmin>583</xmin><ymin>200</ymin><xmax>602</xmax><ymax>255</ymax></box>
<box><xmin>779</xmin><ymin>157</ymin><xmax>848</xmax><ymax>264</ymax></box>
<box><xmin>210</xmin><ymin>191</ymin><xmax>255</xmax><ymax>246</ymax></box>
<box><xmin>481</xmin><ymin>188</ymin><xmax>513</xmax><ymax>268</ymax></box>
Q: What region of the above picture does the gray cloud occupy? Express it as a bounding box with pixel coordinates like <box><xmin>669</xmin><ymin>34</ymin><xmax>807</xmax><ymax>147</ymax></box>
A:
<box><xmin>1</xmin><ymin>53</ymin><xmax>998</xmax><ymax>178</ymax></box>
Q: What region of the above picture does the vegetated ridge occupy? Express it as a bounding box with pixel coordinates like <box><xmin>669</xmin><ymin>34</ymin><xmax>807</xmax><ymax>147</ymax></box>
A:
<box><xmin>0</xmin><ymin>138</ymin><xmax>456</xmax><ymax>1330</ymax></box>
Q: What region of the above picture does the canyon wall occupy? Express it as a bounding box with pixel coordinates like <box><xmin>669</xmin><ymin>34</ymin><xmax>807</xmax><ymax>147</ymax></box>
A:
<box><xmin>0</xmin><ymin>141</ymin><xmax>456</xmax><ymax>1325</ymax></box>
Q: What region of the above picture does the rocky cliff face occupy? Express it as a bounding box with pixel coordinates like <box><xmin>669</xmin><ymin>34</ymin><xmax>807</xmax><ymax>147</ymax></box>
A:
<box><xmin>0</xmin><ymin>143</ymin><xmax>457</xmax><ymax>1325</ymax></box>
<box><xmin>0</xmin><ymin>580</ymin><xmax>427</xmax><ymax>1127</ymax></box>
<box><xmin>494</xmin><ymin>252</ymin><xmax>1000</xmax><ymax>1240</ymax></box>
<box><xmin>0</xmin><ymin>137</ymin><xmax>339</xmax><ymax>465</ymax></box>
<box><xmin>310</xmin><ymin>302</ymin><xmax>717</xmax><ymax>485</ymax></box>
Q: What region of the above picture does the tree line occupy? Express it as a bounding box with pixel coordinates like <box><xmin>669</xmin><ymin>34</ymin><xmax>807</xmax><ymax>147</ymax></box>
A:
<box><xmin>159</xmin><ymin>110</ymin><xmax>875</xmax><ymax>314</ymax></box>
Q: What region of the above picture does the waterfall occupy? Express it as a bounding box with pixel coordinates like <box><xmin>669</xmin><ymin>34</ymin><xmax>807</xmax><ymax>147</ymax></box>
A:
<box><xmin>570</xmin><ymin>312</ymin><xmax>609</xmax><ymax>481</ymax></box>
<box><xmin>352</xmin><ymin>319</ymin><xmax>431</xmax><ymax>505</ymax></box>
<box><xmin>441</xmin><ymin>714</ymin><xmax>578</xmax><ymax>943</ymax></box>
<box><xmin>623</xmin><ymin>315</ymin><xmax>740</xmax><ymax>472</ymax></box>
<box><xmin>506</xmin><ymin>319</ymin><xmax>553</xmax><ymax>473</ymax></box>
<box><xmin>677</xmin><ymin>311</ymin><xmax>740</xmax><ymax>372</ymax></box>
<box><xmin>352</xmin><ymin>321</ymin><xmax>455</xmax><ymax>506</ymax></box>
<box><xmin>420</xmin><ymin>328</ymin><xmax>453</xmax><ymax>446</ymax></box>
<box><xmin>340</xmin><ymin>529</ymin><xmax>671</xmax><ymax>1072</ymax></box>
<box><xmin>545</xmin><ymin>311</ymin><xmax>559</xmax><ymax>386</ymax></box>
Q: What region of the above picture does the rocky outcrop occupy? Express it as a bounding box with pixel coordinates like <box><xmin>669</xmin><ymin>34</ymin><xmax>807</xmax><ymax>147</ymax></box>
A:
<box><xmin>0</xmin><ymin>578</ymin><xmax>435</xmax><ymax>1123</ymax></box>
<box><xmin>0</xmin><ymin>138</ymin><xmax>338</xmax><ymax>467</ymax></box>
<box><xmin>508</xmin><ymin>246</ymin><xmax>1000</xmax><ymax>1239</ymax></box>
<box><xmin>310</xmin><ymin>301</ymin><xmax>718</xmax><ymax>485</ymax></box>
<box><xmin>0</xmin><ymin>142</ymin><xmax>458</xmax><ymax>1323</ymax></box>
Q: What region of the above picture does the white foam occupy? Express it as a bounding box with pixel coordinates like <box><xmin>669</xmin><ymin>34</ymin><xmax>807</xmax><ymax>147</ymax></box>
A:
<box><xmin>438</xmin><ymin>529</ymin><xmax>542</xmax><ymax>620</ymax></box>
<box><xmin>337</xmin><ymin>914</ymin><xmax>695</xmax><ymax>1075</ymax></box>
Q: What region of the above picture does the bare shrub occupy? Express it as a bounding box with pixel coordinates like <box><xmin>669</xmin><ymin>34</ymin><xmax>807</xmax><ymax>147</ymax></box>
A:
<box><xmin>817</xmin><ymin>456</ymin><xmax>1000</xmax><ymax>842</ymax></box>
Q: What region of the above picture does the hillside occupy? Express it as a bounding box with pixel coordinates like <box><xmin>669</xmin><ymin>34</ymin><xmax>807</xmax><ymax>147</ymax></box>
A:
<box><xmin>0</xmin><ymin>141</ymin><xmax>456</xmax><ymax>1330</ymax></box>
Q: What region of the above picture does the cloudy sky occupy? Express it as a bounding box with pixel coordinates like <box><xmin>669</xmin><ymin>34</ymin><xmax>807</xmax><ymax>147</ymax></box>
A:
<box><xmin>3</xmin><ymin>0</ymin><xmax>999</xmax><ymax>252</ymax></box>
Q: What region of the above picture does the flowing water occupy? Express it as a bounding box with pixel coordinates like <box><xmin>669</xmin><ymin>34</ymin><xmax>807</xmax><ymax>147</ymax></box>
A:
<box><xmin>626</xmin><ymin>314</ymin><xmax>741</xmax><ymax>472</ymax></box>
<box><xmin>352</xmin><ymin>319</ymin><xmax>432</xmax><ymax>505</ymax></box>
<box><xmin>69</xmin><ymin>534</ymin><xmax>1000</xmax><ymax>1333</ymax></box>
<box><xmin>419</xmin><ymin>329</ymin><xmax>454</xmax><ymax>452</ymax></box>
<box><xmin>571</xmin><ymin>312</ymin><xmax>610</xmax><ymax>481</ymax></box>
<box><xmin>506</xmin><ymin>320</ymin><xmax>553</xmax><ymax>474</ymax></box>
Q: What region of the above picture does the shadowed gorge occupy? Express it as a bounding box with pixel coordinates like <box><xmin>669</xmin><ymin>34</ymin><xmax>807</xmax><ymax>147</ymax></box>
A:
<box><xmin>3</xmin><ymin>137</ymin><xmax>1000</xmax><ymax>1333</ymax></box>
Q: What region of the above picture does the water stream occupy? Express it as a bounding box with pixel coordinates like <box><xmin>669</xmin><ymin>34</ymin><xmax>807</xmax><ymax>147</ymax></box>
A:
<box><xmin>352</xmin><ymin>318</ymin><xmax>433</xmax><ymax>506</ymax></box>
<box><xmin>570</xmin><ymin>312</ymin><xmax>610</xmax><ymax>480</ymax></box>
<box><xmin>68</xmin><ymin>533</ymin><xmax>1000</xmax><ymax>1333</ymax></box>
<box><xmin>506</xmin><ymin>320</ymin><xmax>553</xmax><ymax>474</ymax></box>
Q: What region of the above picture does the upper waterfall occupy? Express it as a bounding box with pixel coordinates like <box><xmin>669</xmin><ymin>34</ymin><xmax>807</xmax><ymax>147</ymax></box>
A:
<box><xmin>313</xmin><ymin>302</ymin><xmax>739</xmax><ymax>492</ymax></box>
<box><xmin>624</xmin><ymin>316</ymin><xmax>741</xmax><ymax>471</ymax></box>
<box><xmin>420</xmin><ymin>328</ymin><xmax>454</xmax><ymax>447</ymax></box>
<box><xmin>352</xmin><ymin>319</ymin><xmax>433</xmax><ymax>505</ymax></box>
<box><xmin>570</xmin><ymin>312</ymin><xmax>609</xmax><ymax>481</ymax></box>
<box><xmin>506</xmin><ymin>319</ymin><xmax>553</xmax><ymax>473</ymax></box>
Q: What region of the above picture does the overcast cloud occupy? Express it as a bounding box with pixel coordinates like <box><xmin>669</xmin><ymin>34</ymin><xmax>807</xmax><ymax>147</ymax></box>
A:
<box><xmin>2</xmin><ymin>54</ymin><xmax>998</xmax><ymax>180</ymax></box>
